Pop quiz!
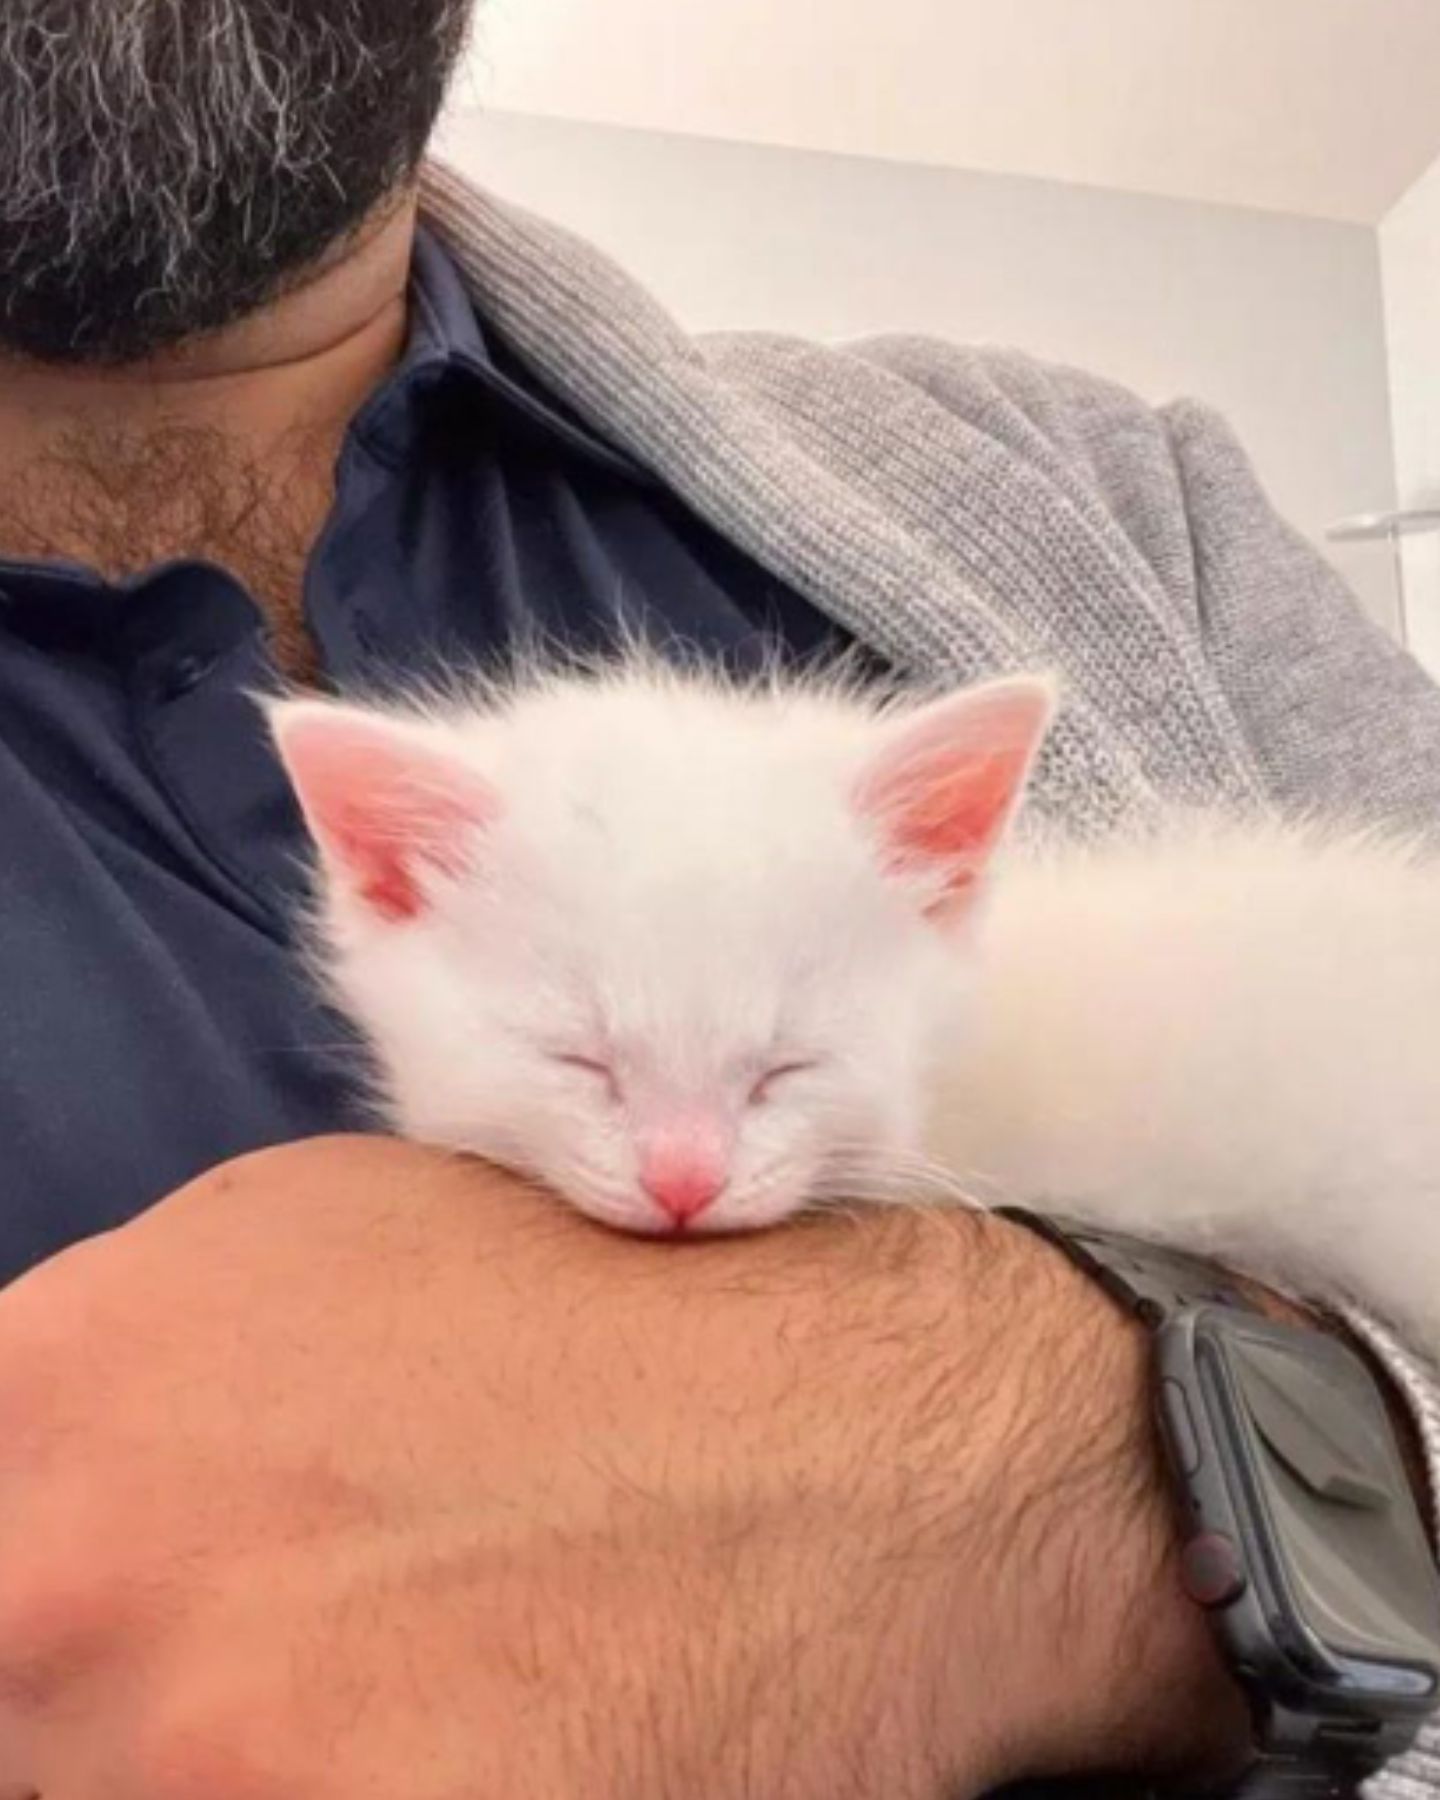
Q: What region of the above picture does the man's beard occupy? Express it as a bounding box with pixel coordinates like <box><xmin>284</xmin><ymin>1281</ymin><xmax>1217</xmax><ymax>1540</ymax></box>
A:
<box><xmin>0</xmin><ymin>0</ymin><xmax>472</xmax><ymax>364</ymax></box>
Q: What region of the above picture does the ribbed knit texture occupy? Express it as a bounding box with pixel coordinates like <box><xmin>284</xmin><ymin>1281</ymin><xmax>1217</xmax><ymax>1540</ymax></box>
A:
<box><xmin>417</xmin><ymin>160</ymin><xmax>1440</xmax><ymax>1795</ymax></box>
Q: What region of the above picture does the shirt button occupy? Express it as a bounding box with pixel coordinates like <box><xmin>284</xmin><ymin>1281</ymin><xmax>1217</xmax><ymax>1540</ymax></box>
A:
<box><xmin>159</xmin><ymin>652</ymin><xmax>220</xmax><ymax>700</ymax></box>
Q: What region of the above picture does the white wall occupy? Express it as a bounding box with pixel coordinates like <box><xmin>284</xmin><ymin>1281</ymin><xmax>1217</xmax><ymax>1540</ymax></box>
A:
<box><xmin>463</xmin><ymin>0</ymin><xmax>1440</xmax><ymax>224</ymax></box>
<box><xmin>437</xmin><ymin>109</ymin><xmax>1399</xmax><ymax>625</ymax></box>
<box><xmin>1381</xmin><ymin>157</ymin><xmax>1440</xmax><ymax>678</ymax></box>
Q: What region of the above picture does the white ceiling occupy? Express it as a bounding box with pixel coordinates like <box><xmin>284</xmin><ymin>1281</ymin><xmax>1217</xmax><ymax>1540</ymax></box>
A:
<box><xmin>458</xmin><ymin>0</ymin><xmax>1440</xmax><ymax>224</ymax></box>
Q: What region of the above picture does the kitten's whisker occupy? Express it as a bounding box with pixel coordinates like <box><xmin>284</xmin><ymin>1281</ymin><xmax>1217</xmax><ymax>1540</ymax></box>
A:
<box><xmin>822</xmin><ymin>1148</ymin><xmax>1003</xmax><ymax>1211</ymax></box>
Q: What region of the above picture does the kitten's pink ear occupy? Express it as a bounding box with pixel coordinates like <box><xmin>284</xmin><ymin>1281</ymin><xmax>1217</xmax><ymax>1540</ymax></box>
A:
<box><xmin>855</xmin><ymin>676</ymin><xmax>1056</xmax><ymax>920</ymax></box>
<box><xmin>267</xmin><ymin>702</ymin><xmax>497</xmax><ymax>924</ymax></box>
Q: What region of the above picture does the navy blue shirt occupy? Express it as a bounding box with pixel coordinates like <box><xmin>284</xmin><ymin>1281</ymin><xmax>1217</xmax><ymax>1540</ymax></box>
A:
<box><xmin>0</xmin><ymin>232</ymin><xmax>852</xmax><ymax>1282</ymax></box>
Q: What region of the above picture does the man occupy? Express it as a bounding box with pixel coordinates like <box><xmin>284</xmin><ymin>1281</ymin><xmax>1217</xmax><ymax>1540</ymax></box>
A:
<box><xmin>0</xmin><ymin>2</ymin><xmax>1437</xmax><ymax>1795</ymax></box>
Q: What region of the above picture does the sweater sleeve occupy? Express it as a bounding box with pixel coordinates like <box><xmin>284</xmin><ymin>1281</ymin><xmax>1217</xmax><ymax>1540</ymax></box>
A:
<box><xmin>1161</xmin><ymin>397</ymin><xmax>1440</xmax><ymax>835</ymax></box>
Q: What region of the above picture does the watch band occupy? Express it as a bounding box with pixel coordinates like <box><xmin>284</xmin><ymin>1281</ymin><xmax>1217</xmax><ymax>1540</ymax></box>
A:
<box><xmin>997</xmin><ymin>1208</ymin><xmax>1260</xmax><ymax>1327</ymax></box>
<box><xmin>1189</xmin><ymin>1746</ymin><xmax>1397</xmax><ymax>1798</ymax></box>
<box><xmin>995</xmin><ymin>1769</ymin><xmax>1366</xmax><ymax>1799</ymax></box>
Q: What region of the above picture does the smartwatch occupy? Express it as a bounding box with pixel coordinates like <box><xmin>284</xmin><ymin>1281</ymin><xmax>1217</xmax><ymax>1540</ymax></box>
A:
<box><xmin>1001</xmin><ymin>1208</ymin><xmax>1440</xmax><ymax>1798</ymax></box>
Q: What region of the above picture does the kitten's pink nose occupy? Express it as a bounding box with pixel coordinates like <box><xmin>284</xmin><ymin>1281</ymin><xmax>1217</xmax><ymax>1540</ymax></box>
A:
<box><xmin>638</xmin><ymin>1142</ymin><xmax>726</xmax><ymax>1227</ymax></box>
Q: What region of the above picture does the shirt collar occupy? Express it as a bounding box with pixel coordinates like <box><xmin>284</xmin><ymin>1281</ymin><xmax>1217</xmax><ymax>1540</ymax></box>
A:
<box><xmin>351</xmin><ymin>226</ymin><xmax>645</xmax><ymax>481</ymax></box>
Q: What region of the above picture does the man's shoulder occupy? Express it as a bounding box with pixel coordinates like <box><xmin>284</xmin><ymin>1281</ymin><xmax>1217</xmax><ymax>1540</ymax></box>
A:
<box><xmin>702</xmin><ymin>328</ymin><xmax>1162</xmax><ymax>426</ymax></box>
<box><xmin>698</xmin><ymin>325</ymin><xmax>1209</xmax><ymax>537</ymax></box>
<box><xmin>702</xmin><ymin>326</ymin><xmax>1205</xmax><ymax>470</ymax></box>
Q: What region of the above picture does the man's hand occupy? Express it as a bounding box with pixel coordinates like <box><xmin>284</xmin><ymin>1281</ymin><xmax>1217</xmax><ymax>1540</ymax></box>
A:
<box><xmin>0</xmin><ymin>1137</ymin><xmax>1248</xmax><ymax>1799</ymax></box>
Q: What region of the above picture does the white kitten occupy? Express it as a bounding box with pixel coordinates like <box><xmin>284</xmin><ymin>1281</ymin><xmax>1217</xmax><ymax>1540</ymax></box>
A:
<box><xmin>269</xmin><ymin>663</ymin><xmax>1440</xmax><ymax>1339</ymax></box>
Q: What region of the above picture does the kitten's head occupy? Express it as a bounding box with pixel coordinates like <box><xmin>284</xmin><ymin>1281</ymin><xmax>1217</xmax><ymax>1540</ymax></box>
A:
<box><xmin>268</xmin><ymin>667</ymin><xmax>1054</xmax><ymax>1236</ymax></box>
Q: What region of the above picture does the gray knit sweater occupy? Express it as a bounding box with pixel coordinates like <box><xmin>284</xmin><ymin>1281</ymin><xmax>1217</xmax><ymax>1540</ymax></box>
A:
<box><xmin>418</xmin><ymin>159</ymin><xmax>1440</xmax><ymax>1798</ymax></box>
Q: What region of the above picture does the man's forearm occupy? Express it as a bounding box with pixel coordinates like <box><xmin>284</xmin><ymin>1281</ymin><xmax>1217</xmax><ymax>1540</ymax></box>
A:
<box><xmin>0</xmin><ymin>1138</ymin><xmax>1252</xmax><ymax>1798</ymax></box>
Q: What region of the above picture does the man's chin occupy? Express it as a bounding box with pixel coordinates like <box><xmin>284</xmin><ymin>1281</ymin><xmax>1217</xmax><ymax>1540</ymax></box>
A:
<box><xmin>0</xmin><ymin>275</ymin><xmax>278</xmax><ymax>369</ymax></box>
<box><xmin>0</xmin><ymin>199</ymin><xmax>407</xmax><ymax>370</ymax></box>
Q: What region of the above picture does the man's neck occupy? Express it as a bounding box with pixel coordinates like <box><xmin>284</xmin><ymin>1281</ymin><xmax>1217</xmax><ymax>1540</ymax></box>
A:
<box><xmin>0</xmin><ymin>197</ymin><xmax>419</xmax><ymax>680</ymax></box>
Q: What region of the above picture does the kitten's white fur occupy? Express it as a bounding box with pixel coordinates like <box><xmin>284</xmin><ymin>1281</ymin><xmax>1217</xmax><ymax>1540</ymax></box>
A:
<box><xmin>270</xmin><ymin>662</ymin><xmax>1440</xmax><ymax>1340</ymax></box>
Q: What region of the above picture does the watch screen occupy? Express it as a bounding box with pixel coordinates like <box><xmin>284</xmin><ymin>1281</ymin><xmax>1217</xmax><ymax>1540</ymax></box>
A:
<box><xmin>1218</xmin><ymin>1324</ymin><xmax>1440</xmax><ymax>1681</ymax></box>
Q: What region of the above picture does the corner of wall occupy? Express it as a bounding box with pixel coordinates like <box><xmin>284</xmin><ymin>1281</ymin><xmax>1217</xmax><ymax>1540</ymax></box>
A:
<box><xmin>1379</xmin><ymin>155</ymin><xmax>1440</xmax><ymax>672</ymax></box>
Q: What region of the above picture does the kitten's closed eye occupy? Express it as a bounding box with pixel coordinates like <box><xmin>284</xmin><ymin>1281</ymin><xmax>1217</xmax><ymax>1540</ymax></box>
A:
<box><xmin>551</xmin><ymin>1049</ymin><xmax>818</xmax><ymax>1110</ymax></box>
<box><xmin>550</xmin><ymin>1052</ymin><xmax>621</xmax><ymax>1103</ymax></box>
<box><xmin>748</xmin><ymin>1061</ymin><xmax>821</xmax><ymax>1105</ymax></box>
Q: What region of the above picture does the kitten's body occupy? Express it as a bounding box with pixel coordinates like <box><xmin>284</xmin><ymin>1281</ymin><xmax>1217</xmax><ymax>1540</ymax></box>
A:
<box><xmin>269</xmin><ymin>664</ymin><xmax>1440</xmax><ymax>1342</ymax></box>
<box><xmin>933</xmin><ymin>822</ymin><xmax>1440</xmax><ymax>1322</ymax></box>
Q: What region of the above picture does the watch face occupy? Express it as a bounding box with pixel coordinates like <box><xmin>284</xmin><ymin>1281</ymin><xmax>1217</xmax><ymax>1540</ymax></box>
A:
<box><xmin>1190</xmin><ymin>1315</ymin><xmax>1440</xmax><ymax>1703</ymax></box>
